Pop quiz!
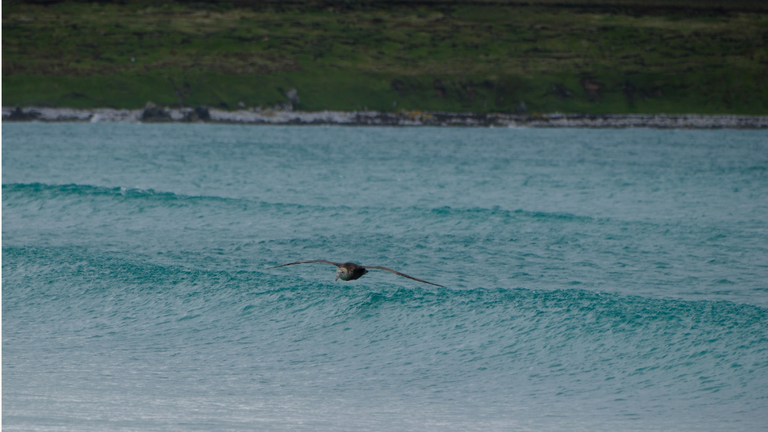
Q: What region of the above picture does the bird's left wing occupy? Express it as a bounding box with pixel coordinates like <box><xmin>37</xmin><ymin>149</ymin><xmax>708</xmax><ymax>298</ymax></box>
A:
<box><xmin>268</xmin><ymin>260</ymin><xmax>343</xmax><ymax>269</ymax></box>
<box><xmin>364</xmin><ymin>266</ymin><xmax>445</xmax><ymax>287</ymax></box>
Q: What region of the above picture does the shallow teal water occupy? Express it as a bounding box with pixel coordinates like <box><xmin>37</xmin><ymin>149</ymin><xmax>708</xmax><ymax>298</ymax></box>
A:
<box><xmin>3</xmin><ymin>123</ymin><xmax>768</xmax><ymax>431</ymax></box>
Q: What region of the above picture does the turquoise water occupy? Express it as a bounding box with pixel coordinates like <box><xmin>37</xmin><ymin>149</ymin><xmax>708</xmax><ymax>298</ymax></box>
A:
<box><xmin>3</xmin><ymin>123</ymin><xmax>767</xmax><ymax>431</ymax></box>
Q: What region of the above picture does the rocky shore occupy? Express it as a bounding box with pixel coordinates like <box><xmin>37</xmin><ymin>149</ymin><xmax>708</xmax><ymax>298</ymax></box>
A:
<box><xmin>4</xmin><ymin>106</ymin><xmax>767</xmax><ymax>129</ymax></box>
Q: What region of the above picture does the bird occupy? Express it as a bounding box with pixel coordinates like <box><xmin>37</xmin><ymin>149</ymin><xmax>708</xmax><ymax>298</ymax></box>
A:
<box><xmin>268</xmin><ymin>260</ymin><xmax>444</xmax><ymax>287</ymax></box>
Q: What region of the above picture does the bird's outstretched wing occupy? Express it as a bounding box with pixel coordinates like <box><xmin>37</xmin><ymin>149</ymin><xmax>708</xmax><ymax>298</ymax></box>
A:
<box><xmin>364</xmin><ymin>266</ymin><xmax>445</xmax><ymax>287</ymax></box>
<box><xmin>268</xmin><ymin>260</ymin><xmax>343</xmax><ymax>269</ymax></box>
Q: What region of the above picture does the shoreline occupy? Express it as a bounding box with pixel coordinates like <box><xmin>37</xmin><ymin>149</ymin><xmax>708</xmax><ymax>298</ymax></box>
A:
<box><xmin>4</xmin><ymin>106</ymin><xmax>768</xmax><ymax>129</ymax></box>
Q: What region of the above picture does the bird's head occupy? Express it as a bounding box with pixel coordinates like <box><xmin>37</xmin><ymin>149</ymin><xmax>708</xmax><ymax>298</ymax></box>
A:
<box><xmin>335</xmin><ymin>267</ymin><xmax>349</xmax><ymax>281</ymax></box>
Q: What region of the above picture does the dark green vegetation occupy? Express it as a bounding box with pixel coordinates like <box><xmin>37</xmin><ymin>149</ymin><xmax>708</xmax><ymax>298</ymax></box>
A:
<box><xmin>3</xmin><ymin>0</ymin><xmax>768</xmax><ymax>114</ymax></box>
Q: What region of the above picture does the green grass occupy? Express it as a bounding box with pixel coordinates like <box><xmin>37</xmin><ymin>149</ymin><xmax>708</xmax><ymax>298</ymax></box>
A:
<box><xmin>3</xmin><ymin>0</ymin><xmax>768</xmax><ymax>113</ymax></box>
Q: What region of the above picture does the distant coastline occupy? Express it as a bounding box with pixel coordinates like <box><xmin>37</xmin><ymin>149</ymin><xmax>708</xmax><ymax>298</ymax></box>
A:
<box><xmin>6</xmin><ymin>1</ymin><xmax>768</xmax><ymax>116</ymax></box>
<box><xmin>4</xmin><ymin>106</ymin><xmax>768</xmax><ymax>129</ymax></box>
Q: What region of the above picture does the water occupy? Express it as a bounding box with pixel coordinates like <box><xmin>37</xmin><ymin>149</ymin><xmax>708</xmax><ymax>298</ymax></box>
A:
<box><xmin>3</xmin><ymin>123</ymin><xmax>767</xmax><ymax>431</ymax></box>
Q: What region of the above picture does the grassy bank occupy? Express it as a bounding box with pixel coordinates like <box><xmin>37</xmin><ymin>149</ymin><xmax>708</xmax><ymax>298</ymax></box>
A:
<box><xmin>3</xmin><ymin>0</ymin><xmax>768</xmax><ymax>114</ymax></box>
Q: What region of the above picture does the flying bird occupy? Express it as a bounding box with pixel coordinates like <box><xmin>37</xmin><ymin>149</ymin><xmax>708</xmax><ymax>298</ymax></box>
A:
<box><xmin>268</xmin><ymin>260</ymin><xmax>444</xmax><ymax>287</ymax></box>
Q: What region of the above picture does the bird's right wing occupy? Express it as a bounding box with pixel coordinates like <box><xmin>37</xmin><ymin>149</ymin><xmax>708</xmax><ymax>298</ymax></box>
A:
<box><xmin>364</xmin><ymin>266</ymin><xmax>445</xmax><ymax>287</ymax></box>
<box><xmin>268</xmin><ymin>260</ymin><xmax>343</xmax><ymax>269</ymax></box>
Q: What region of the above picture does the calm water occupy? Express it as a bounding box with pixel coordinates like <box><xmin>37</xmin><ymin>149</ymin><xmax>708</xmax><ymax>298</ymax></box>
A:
<box><xmin>3</xmin><ymin>123</ymin><xmax>768</xmax><ymax>431</ymax></box>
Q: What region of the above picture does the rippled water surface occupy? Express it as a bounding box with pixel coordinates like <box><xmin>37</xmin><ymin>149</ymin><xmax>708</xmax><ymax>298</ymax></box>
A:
<box><xmin>3</xmin><ymin>123</ymin><xmax>768</xmax><ymax>431</ymax></box>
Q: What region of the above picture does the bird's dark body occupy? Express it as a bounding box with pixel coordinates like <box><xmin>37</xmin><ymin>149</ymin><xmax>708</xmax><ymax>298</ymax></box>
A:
<box><xmin>340</xmin><ymin>263</ymin><xmax>369</xmax><ymax>281</ymax></box>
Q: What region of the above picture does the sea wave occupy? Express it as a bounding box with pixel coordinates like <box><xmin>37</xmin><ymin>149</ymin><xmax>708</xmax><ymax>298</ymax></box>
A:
<box><xmin>5</xmin><ymin>243</ymin><xmax>767</xmax><ymax>416</ymax></box>
<box><xmin>0</xmin><ymin>182</ymin><xmax>607</xmax><ymax>222</ymax></box>
<box><xmin>3</xmin><ymin>182</ymin><xmax>243</xmax><ymax>205</ymax></box>
<box><xmin>5</xmin><ymin>229</ymin><xmax>768</xmax><ymax>432</ymax></box>
<box><xmin>5</xmin><ymin>244</ymin><xmax>765</xmax><ymax>334</ymax></box>
<box><xmin>8</xmin><ymin>183</ymin><xmax>758</xmax><ymax>235</ymax></box>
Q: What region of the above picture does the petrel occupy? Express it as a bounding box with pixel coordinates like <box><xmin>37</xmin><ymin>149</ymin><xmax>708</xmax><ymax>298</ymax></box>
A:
<box><xmin>268</xmin><ymin>260</ymin><xmax>444</xmax><ymax>287</ymax></box>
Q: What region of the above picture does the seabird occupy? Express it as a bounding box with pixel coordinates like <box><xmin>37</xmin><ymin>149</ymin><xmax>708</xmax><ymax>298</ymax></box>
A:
<box><xmin>269</xmin><ymin>260</ymin><xmax>444</xmax><ymax>287</ymax></box>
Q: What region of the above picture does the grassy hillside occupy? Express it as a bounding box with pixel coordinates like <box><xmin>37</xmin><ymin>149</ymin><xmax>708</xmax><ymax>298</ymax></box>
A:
<box><xmin>3</xmin><ymin>0</ymin><xmax>768</xmax><ymax>113</ymax></box>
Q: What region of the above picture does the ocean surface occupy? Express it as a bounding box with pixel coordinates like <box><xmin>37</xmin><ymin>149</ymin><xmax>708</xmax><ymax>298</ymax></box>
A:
<box><xmin>3</xmin><ymin>123</ymin><xmax>767</xmax><ymax>431</ymax></box>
